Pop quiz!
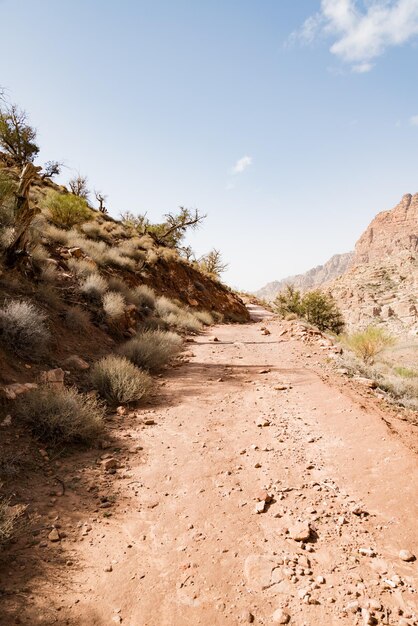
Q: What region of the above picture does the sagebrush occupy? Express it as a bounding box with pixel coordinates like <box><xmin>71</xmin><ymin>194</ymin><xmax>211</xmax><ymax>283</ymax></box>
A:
<box><xmin>120</xmin><ymin>329</ymin><xmax>182</xmax><ymax>371</ymax></box>
<box><xmin>91</xmin><ymin>355</ymin><xmax>152</xmax><ymax>404</ymax></box>
<box><xmin>0</xmin><ymin>299</ymin><xmax>50</xmax><ymax>359</ymax></box>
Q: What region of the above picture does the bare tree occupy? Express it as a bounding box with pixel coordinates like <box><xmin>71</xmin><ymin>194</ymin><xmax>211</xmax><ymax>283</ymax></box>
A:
<box><xmin>94</xmin><ymin>190</ymin><xmax>107</xmax><ymax>213</ymax></box>
<box><xmin>199</xmin><ymin>249</ymin><xmax>228</xmax><ymax>277</ymax></box>
<box><xmin>41</xmin><ymin>160</ymin><xmax>63</xmax><ymax>179</ymax></box>
<box><xmin>4</xmin><ymin>163</ymin><xmax>41</xmax><ymax>267</ymax></box>
<box><xmin>69</xmin><ymin>173</ymin><xmax>89</xmax><ymax>199</ymax></box>
<box><xmin>0</xmin><ymin>98</ymin><xmax>39</xmax><ymax>166</ymax></box>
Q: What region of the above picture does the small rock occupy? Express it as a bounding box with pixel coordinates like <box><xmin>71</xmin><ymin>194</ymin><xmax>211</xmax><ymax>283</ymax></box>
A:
<box><xmin>39</xmin><ymin>368</ymin><xmax>65</xmax><ymax>386</ymax></box>
<box><xmin>63</xmin><ymin>355</ymin><xmax>90</xmax><ymax>370</ymax></box>
<box><xmin>272</xmin><ymin>608</ymin><xmax>290</xmax><ymax>623</ymax></box>
<box><xmin>359</xmin><ymin>548</ymin><xmax>376</xmax><ymax>557</ymax></box>
<box><xmin>103</xmin><ymin>458</ymin><xmax>118</xmax><ymax>472</ymax></box>
<box><xmin>255</xmin><ymin>501</ymin><xmax>266</xmax><ymax>514</ymax></box>
<box><xmin>144</xmin><ymin>419</ymin><xmax>156</xmax><ymax>426</ymax></box>
<box><xmin>256</xmin><ymin>490</ymin><xmax>272</xmax><ymax>503</ymax></box>
<box><xmin>399</xmin><ymin>549</ymin><xmax>415</xmax><ymax>562</ymax></box>
<box><xmin>48</xmin><ymin>528</ymin><xmax>60</xmax><ymax>542</ymax></box>
<box><xmin>104</xmin><ymin>564</ymin><xmax>113</xmax><ymax>572</ymax></box>
<box><xmin>288</xmin><ymin>522</ymin><xmax>311</xmax><ymax>542</ymax></box>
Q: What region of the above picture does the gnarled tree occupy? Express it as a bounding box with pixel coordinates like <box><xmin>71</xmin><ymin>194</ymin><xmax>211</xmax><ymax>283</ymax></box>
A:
<box><xmin>0</xmin><ymin>99</ymin><xmax>39</xmax><ymax>166</ymax></box>
<box><xmin>69</xmin><ymin>173</ymin><xmax>89</xmax><ymax>199</ymax></box>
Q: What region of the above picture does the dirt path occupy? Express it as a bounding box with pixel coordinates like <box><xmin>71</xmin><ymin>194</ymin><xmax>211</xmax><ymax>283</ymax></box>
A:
<box><xmin>2</xmin><ymin>314</ymin><xmax>418</xmax><ymax>625</ymax></box>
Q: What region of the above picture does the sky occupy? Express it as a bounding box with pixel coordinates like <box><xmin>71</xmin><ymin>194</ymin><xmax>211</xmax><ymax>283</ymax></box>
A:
<box><xmin>1</xmin><ymin>0</ymin><xmax>418</xmax><ymax>291</ymax></box>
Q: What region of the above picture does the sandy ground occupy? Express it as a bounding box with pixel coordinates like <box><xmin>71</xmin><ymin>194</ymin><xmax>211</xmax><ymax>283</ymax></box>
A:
<box><xmin>1</xmin><ymin>307</ymin><xmax>417</xmax><ymax>625</ymax></box>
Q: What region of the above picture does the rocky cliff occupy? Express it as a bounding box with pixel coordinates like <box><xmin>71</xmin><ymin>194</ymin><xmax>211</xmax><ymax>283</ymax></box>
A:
<box><xmin>256</xmin><ymin>252</ymin><xmax>353</xmax><ymax>301</ymax></box>
<box><xmin>354</xmin><ymin>193</ymin><xmax>418</xmax><ymax>264</ymax></box>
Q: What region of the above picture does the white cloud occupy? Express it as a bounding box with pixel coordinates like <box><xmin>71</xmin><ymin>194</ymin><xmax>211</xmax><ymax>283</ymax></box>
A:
<box><xmin>410</xmin><ymin>114</ymin><xmax>418</xmax><ymax>126</ymax></box>
<box><xmin>232</xmin><ymin>155</ymin><xmax>252</xmax><ymax>174</ymax></box>
<box><xmin>293</xmin><ymin>0</ymin><xmax>418</xmax><ymax>70</ymax></box>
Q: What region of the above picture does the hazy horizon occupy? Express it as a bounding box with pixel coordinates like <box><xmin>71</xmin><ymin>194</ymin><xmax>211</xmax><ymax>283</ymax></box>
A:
<box><xmin>1</xmin><ymin>0</ymin><xmax>418</xmax><ymax>291</ymax></box>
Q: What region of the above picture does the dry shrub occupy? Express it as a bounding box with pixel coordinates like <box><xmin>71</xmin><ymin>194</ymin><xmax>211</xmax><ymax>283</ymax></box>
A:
<box><xmin>0</xmin><ymin>495</ymin><xmax>26</xmax><ymax>548</ymax></box>
<box><xmin>120</xmin><ymin>329</ymin><xmax>182</xmax><ymax>371</ymax></box>
<box><xmin>0</xmin><ymin>299</ymin><xmax>50</xmax><ymax>359</ymax></box>
<box><xmin>343</xmin><ymin>326</ymin><xmax>395</xmax><ymax>364</ymax></box>
<box><xmin>118</xmin><ymin>239</ymin><xmax>147</xmax><ymax>261</ymax></box>
<box><xmin>133</xmin><ymin>284</ymin><xmax>156</xmax><ymax>309</ymax></box>
<box><xmin>103</xmin><ymin>291</ymin><xmax>125</xmax><ymax>319</ymax></box>
<box><xmin>146</xmin><ymin>250</ymin><xmax>159</xmax><ymax>265</ymax></box>
<box><xmin>31</xmin><ymin>244</ymin><xmax>49</xmax><ymax>264</ymax></box>
<box><xmin>105</xmin><ymin>248</ymin><xmax>136</xmax><ymax>270</ymax></box>
<box><xmin>155</xmin><ymin>296</ymin><xmax>202</xmax><ymax>333</ymax></box>
<box><xmin>194</xmin><ymin>310</ymin><xmax>214</xmax><ymax>326</ymax></box>
<box><xmin>44</xmin><ymin>224</ymin><xmax>70</xmax><ymax>245</ymax></box>
<box><xmin>91</xmin><ymin>355</ymin><xmax>152</xmax><ymax>404</ymax></box>
<box><xmin>81</xmin><ymin>221</ymin><xmax>110</xmax><ymax>241</ymax></box>
<box><xmin>14</xmin><ymin>386</ymin><xmax>104</xmax><ymax>444</ymax></box>
<box><xmin>64</xmin><ymin>306</ymin><xmax>91</xmax><ymax>332</ymax></box>
<box><xmin>67</xmin><ymin>257</ymin><xmax>97</xmax><ymax>278</ymax></box>
<box><xmin>44</xmin><ymin>190</ymin><xmax>92</xmax><ymax>227</ymax></box>
<box><xmin>80</xmin><ymin>273</ymin><xmax>108</xmax><ymax>300</ymax></box>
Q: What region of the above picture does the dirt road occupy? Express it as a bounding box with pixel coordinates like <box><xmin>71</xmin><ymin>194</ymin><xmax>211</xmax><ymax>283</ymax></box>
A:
<box><xmin>2</xmin><ymin>312</ymin><xmax>418</xmax><ymax>625</ymax></box>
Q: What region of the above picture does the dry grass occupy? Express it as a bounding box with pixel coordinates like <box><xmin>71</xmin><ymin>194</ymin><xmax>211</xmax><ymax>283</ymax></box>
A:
<box><xmin>64</xmin><ymin>306</ymin><xmax>91</xmax><ymax>332</ymax></box>
<box><xmin>80</xmin><ymin>273</ymin><xmax>108</xmax><ymax>300</ymax></box>
<box><xmin>120</xmin><ymin>329</ymin><xmax>182</xmax><ymax>371</ymax></box>
<box><xmin>103</xmin><ymin>291</ymin><xmax>125</xmax><ymax>319</ymax></box>
<box><xmin>0</xmin><ymin>299</ymin><xmax>50</xmax><ymax>359</ymax></box>
<box><xmin>155</xmin><ymin>296</ymin><xmax>202</xmax><ymax>333</ymax></box>
<box><xmin>194</xmin><ymin>310</ymin><xmax>214</xmax><ymax>326</ymax></box>
<box><xmin>67</xmin><ymin>257</ymin><xmax>98</xmax><ymax>278</ymax></box>
<box><xmin>0</xmin><ymin>495</ymin><xmax>26</xmax><ymax>549</ymax></box>
<box><xmin>14</xmin><ymin>386</ymin><xmax>104</xmax><ymax>444</ymax></box>
<box><xmin>133</xmin><ymin>285</ymin><xmax>156</xmax><ymax>309</ymax></box>
<box><xmin>91</xmin><ymin>355</ymin><xmax>152</xmax><ymax>404</ymax></box>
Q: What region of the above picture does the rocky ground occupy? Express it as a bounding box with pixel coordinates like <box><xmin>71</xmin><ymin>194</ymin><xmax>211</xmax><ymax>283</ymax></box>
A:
<box><xmin>0</xmin><ymin>307</ymin><xmax>417</xmax><ymax>625</ymax></box>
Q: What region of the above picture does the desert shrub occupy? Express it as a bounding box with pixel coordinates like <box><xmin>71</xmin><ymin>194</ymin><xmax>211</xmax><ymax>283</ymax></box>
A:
<box><xmin>39</xmin><ymin>264</ymin><xmax>58</xmax><ymax>283</ymax></box>
<box><xmin>44</xmin><ymin>190</ymin><xmax>92</xmax><ymax>227</ymax></box>
<box><xmin>155</xmin><ymin>296</ymin><xmax>180</xmax><ymax>318</ymax></box>
<box><xmin>44</xmin><ymin>223</ymin><xmax>70</xmax><ymax>245</ymax></box>
<box><xmin>274</xmin><ymin>285</ymin><xmax>303</xmax><ymax>318</ymax></box>
<box><xmin>194</xmin><ymin>310</ymin><xmax>214</xmax><ymax>326</ymax></box>
<box><xmin>105</xmin><ymin>247</ymin><xmax>136</xmax><ymax>270</ymax></box>
<box><xmin>0</xmin><ymin>227</ymin><xmax>14</xmax><ymax>249</ymax></box>
<box><xmin>167</xmin><ymin>310</ymin><xmax>202</xmax><ymax>333</ymax></box>
<box><xmin>67</xmin><ymin>257</ymin><xmax>97</xmax><ymax>278</ymax></box>
<box><xmin>14</xmin><ymin>386</ymin><xmax>104</xmax><ymax>444</ymax></box>
<box><xmin>146</xmin><ymin>250</ymin><xmax>159</xmax><ymax>265</ymax></box>
<box><xmin>120</xmin><ymin>329</ymin><xmax>182</xmax><ymax>371</ymax></box>
<box><xmin>81</xmin><ymin>221</ymin><xmax>108</xmax><ymax>240</ymax></box>
<box><xmin>91</xmin><ymin>355</ymin><xmax>152</xmax><ymax>404</ymax></box>
<box><xmin>64</xmin><ymin>306</ymin><xmax>91</xmax><ymax>331</ymax></box>
<box><xmin>0</xmin><ymin>495</ymin><xmax>26</xmax><ymax>548</ymax></box>
<box><xmin>133</xmin><ymin>284</ymin><xmax>156</xmax><ymax>309</ymax></box>
<box><xmin>0</xmin><ymin>170</ymin><xmax>16</xmax><ymax>230</ymax></box>
<box><xmin>394</xmin><ymin>366</ymin><xmax>418</xmax><ymax>378</ymax></box>
<box><xmin>118</xmin><ymin>239</ymin><xmax>147</xmax><ymax>261</ymax></box>
<box><xmin>80</xmin><ymin>273</ymin><xmax>108</xmax><ymax>300</ymax></box>
<box><xmin>301</xmin><ymin>290</ymin><xmax>344</xmax><ymax>333</ymax></box>
<box><xmin>342</xmin><ymin>326</ymin><xmax>395</xmax><ymax>364</ymax></box>
<box><xmin>0</xmin><ymin>299</ymin><xmax>50</xmax><ymax>359</ymax></box>
<box><xmin>103</xmin><ymin>291</ymin><xmax>125</xmax><ymax>319</ymax></box>
<box><xmin>31</xmin><ymin>244</ymin><xmax>49</xmax><ymax>264</ymax></box>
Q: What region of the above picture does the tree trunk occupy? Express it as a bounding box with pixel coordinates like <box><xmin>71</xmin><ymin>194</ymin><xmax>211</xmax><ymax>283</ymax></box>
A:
<box><xmin>4</xmin><ymin>162</ymin><xmax>41</xmax><ymax>268</ymax></box>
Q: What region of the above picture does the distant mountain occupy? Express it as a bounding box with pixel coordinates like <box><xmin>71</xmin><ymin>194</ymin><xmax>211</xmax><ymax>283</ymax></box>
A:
<box><xmin>256</xmin><ymin>252</ymin><xmax>353</xmax><ymax>301</ymax></box>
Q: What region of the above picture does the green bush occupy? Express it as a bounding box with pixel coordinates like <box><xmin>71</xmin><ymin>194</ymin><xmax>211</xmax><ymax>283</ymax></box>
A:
<box><xmin>342</xmin><ymin>326</ymin><xmax>395</xmax><ymax>364</ymax></box>
<box><xmin>0</xmin><ymin>299</ymin><xmax>50</xmax><ymax>359</ymax></box>
<box><xmin>120</xmin><ymin>329</ymin><xmax>182</xmax><ymax>371</ymax></box>
<box><xmin>14</xmin><ymin>386</ymin><xmax>104</xmax><ymax>444</ymax></box>
<box><xmin>91</xmin><ymin>355</ymin><xmax>152</xmax><ymax>404</ymax></box>
<box><xmin>274</xmin><ymin>286</ymin><xmax>344</xmax><ymax>334</ymax></box>
<box><xmin>44</xmin><ymin>190</ymin><xmax>92</xmax><ymax>227</ymax></box>
<box><xmin>274</xmin><ymin>285</ymin><xmax>303</xmax><ymax>318</ymax></box>
<box><xmin>301</xmin><ymin>290</ymin><xmax>344</xmax><ymax>334</ymax></box>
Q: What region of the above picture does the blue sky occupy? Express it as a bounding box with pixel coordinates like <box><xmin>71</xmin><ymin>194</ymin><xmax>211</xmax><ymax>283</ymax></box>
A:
<box><xmin>1</xmin><ymin>0</ymin><xmax>418</xmax><ymax>290</ymax></box>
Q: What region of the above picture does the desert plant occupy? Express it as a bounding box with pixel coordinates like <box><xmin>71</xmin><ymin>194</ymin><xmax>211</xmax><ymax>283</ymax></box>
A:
<box><xmin>166</xmin><ymin>310</ymin><xmax>202</xmax><ymax>333</ymax></box>
<box><xmin>80</xmin><ymin>273</ymin><xmax>108</xmax><ymax>300</ymax></box>
<box><xmin>44</xmin><ymin>223</ymin><xmax>70</xmax><ymax>245</ymax></box>
<box><xmin>0</xmin><ymin>494</ymin><xmax>26</xmax><ymax>548</ymax></box>
<box><xmin>102</xmin><ymin>291</ymin><xmax>125</xmax><ymax>319</ymax></box>
<box><xmin>120</xmin><ymin>329</ymin><xmax>182</xmax><ymax>371</ymax></box>
<box><xmin>133</xmin><ymin>284</ymin><xmax>156</xmax><ymax>309</ymax></box>
<box><xmin>44</xmin><ymin>190</ymin><xmax>92</xmax><ymax>227</ymax></box>
<box><xmin>0</xmin><ymin>99</ymin><xmax>39</xmax><ymax>165</ymax></box>
<box><xmin>68</xmin><ymin>173</ymin><xmax>89</xmax><ymax>199</ymax></box>
<box><xmin>14</xmin><ymin>386</ymin><xmax>104</xmax><ymax>444</ymax></box>
<box><xmin>343</xmin><ymin>326</ymin><xmax>395</xmax><ymax>364</ymax></box>
<box><xmin>0</xmin><ymin>299</ymin><xmax>50</xmax><ymax>359</ymax></box>
<box><xmin>199</xmin><ymin>248</ymin><xmax>228</xmax><ymax>277</ymax></box>
<box><xmin>67</xmin><ymin>257</ymin><xmax>97</xmax><ymax>278</ymax></box>
<box><xmin>274</xmin><ymin>285</ymin><xmax>303</xmax><ymax>318</ymax></box>
<box><xmin>117</xmin><ymin>239</ymin><xmax>147</xmax><ymax>261</ymax></box>
<box><xmin>194</xmin><ymin>310</ymin><xmax>214</xmax><ymax>326</ymax></box>
<box><xmin>301</xmin><ymin>290</ymin><xmax>344</xmax><ymax>333</ymax></box>
<box><xmin>91</xmin><ymin>355</ymin><xmax>152</xmax><ymax>404</ymax></box>
<box><xmin>105</xmin><ymin>247</ymin><xmax>136</xmax><ymax>270</ymax></box>
<box><xmin>41</xmin><ymin>160</ymin><xmax>63</xmax><ymax>179</ymax></box>
<box><xmin>64</xmin><ymin>306</ymin><xmax>91</xmax><ymax>332</ymax></box>
<box><xmin>0</xmin><ymin>170</ymin><xmax>15</xmax><ymax>230</ymax></box>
